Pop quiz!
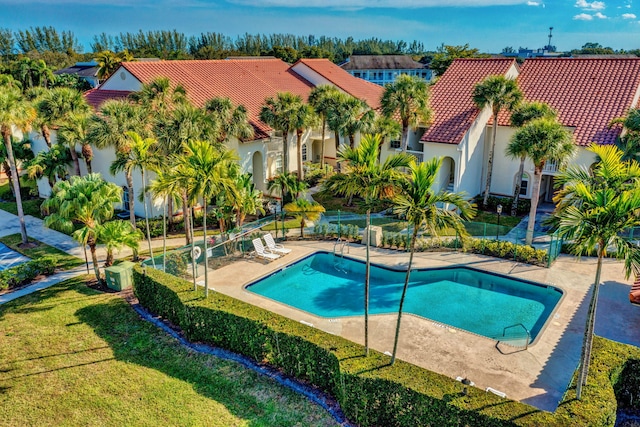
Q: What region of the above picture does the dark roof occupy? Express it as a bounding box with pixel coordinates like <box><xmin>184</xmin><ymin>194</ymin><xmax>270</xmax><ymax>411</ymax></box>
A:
<box><xmin>340</xmin><ymin>55</ymin><xmax>426</xmax><ymax>71</ymax></box>
<box><xmin>84</xmin><ymin>89</ymin><xmax>131</xmax><ymax>110</ymax></box>
<box><xmin>54</xmin><ymin>65</ymin><xmax>98</xmax><ymax>78</ymax></box>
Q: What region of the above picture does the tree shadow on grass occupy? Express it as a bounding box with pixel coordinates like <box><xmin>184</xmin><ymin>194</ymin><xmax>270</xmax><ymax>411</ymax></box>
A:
<box><xmin>74</xmin><ymin>299</ymin><xmax>336</xmax><ymax>427</ymax></box>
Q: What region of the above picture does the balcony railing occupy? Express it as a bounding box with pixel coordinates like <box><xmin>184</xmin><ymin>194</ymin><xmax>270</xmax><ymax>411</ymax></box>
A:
<box><xmin>406</xmin><ymin>150</ymin><xmax>424</xmax><ymax>163</ymax></box>
<box><xmin>543</xmin><ymin>159</ymin><xmax>558</xmax><ymax>174</ymax></box>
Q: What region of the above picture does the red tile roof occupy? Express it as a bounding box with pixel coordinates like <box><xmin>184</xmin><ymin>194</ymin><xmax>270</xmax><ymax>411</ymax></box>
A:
<box><xmin>421</xmin><ymin>58</ymin><xmax>517</xmax><ymax>144</ymax></box>
<box><xmin>497</xmin><ymin>58</ymin><xmax>640</xmax><ymax>146</ymax></box>
<box><xmin>293</xmin><ymin>58</ymin><xmax>384</xmax><ymax>109</ymax></box>
<box><xmin>84</xmin><ymin>89</ymin><xmax>131</xmax><ymax>110</ymax></box>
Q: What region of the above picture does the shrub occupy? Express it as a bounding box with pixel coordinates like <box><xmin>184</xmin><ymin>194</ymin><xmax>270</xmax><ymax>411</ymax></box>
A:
<box><xmin>478</xmin><ymin>195</ymin><xmax>531</xmax><ymax>216</ymax></box>
<box><xmin>132</xmin><ymin>266</ymin><xmax>631</xmax><ymax>427</ymax></box>
<box><xmin>304</xmin><ymin>162</ymin><xmax>333</xmax><ymax>187</ymax></box>
<box><xmin>0</xmin><ymin>256</ymin><xmax>58</xmax><ymax>290</ymax></box>
<box><xmin>164</xmin><ymin>251</ymin><xmax>188</xmax><ymax>277</ymax></box>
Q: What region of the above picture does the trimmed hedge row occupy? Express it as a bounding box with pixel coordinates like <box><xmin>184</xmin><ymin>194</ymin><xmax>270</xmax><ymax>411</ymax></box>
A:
<box><xmin>0</xmin><ymin>256</ymin><xmax>57</xmax><ymax>290</ymax></box>
<box><xmin>133</xmin><ymin>266</ymin><xmax>640</xmax><ymax>426</ymax></box>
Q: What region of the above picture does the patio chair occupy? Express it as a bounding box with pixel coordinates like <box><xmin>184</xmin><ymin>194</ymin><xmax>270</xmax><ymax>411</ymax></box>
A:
<box><xmin>252</xmin><ymin>238</ymin><xmax>280</xmax><ymax>261</ymax></box>
<box><xmin>630</xmin><ymin>276</ymin><xmax>640</xmax><ymax>305</ymax></box>
<box><xmin>263</xmin><ymin>233</ymin><xmax>292</xmax><ymax>255</ymax></box>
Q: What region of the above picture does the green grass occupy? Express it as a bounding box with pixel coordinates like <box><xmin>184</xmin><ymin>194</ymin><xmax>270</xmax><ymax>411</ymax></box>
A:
<box><xmin>0</xmin><ymin>198</ymin><xmax>44</xmax><ymax>218</ymax></box>
<box><xmin>0</xmin><ymin>178</ymin><xmax>44</xmax><ymax>219</ymax></box>
<box><xmin>261</xmin><ymin>218</ymin><xmax>302</xmax><ymax>231</ymax></box>
<box><xmin>474</xmin><ymin>210</ymin><xmax>523</xmax><ymax>228</ymax></box>
<box><xmin>311</xmin><ymin>190</ymin><xmax>367</xmax><ymax>213</ymax></box>
<box><xmin>0</xmin><ymin>277</ymin><xmax>338</xmax><ymax>427</ymax></box>
<box><xmin>0</xmin><ymin>233</ymin><xmax>84</xmax><ymax>270</ymax></box>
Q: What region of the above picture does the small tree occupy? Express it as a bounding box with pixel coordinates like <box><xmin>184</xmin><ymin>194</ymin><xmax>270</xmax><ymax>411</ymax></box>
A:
<box><xmin>283</xmin><ymin>198</ymin><xmax>325</xmax><ymax>238</ymax></box>
<box><xmin>97</xmin><ymin>220</ymin><xmax>142</xmax><ymax>266</ymax></box>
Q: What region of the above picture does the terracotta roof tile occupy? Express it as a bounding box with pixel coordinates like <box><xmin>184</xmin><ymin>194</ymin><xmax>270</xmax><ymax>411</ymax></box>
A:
<box><xmin>294</xmin><ymin>58</ymin><xmax>384</xmax><ymax>109</ymax></box>
<box><xmin>497</xmin><ymin>58</ymin><xmax>640</xmax><ymax>146</ymax></box>
<box><xmin>421</xmin><ymin>58</ymin><xmax>517</xmax><ymax>144</ymax></box>
<box><xmin>84</xmin><ymin>89</ymin><xmax>131</xmax><ymax>110</ymax></box>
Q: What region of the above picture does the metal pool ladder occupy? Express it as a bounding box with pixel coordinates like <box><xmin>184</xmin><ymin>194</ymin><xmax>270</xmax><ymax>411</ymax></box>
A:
<box><xmin>333</xmin><ymin>238</ymin><xmax>349</xmax><ymax>273</ymax></box>
<box><xmin>497</xmin><ymin>323</ymin><xmax>531</xmax><ymax>351</ymax></box>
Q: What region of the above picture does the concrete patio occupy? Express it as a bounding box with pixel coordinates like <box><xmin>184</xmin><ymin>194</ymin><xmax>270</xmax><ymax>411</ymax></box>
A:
<box><xmin>189</xmin><ymin>240</ymin><xmax>639</xmax><ymax>413</ymax></box>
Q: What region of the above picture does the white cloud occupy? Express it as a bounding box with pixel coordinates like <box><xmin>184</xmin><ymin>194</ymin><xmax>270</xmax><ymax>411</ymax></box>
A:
<box><xmin>575</xmin><ymin>0</ymin><xmax>606</xmax><ymax>10</ymax></box>
<box><xmin>622</xmin><ymin>12</ymin><xmax>637</xmax><ymax>18</ymax></box>
<box><xmin>226</xmin><ymin>0</ymin><xmax>527</xmax><ymax>7</ymax></box>
<box><xmin>594</xmin><ymin>11</ymin><xmax>607</xmax><ymax>18</ymax></box>
<box><xmin>574</xmin><ymin>12</ymin><xmax>594</xmax><ymax>19</ymax></box>
<box><xmin>527</xmin><ymin>1</ymin><xmax>540</xmax><ymax>5</ymax></box>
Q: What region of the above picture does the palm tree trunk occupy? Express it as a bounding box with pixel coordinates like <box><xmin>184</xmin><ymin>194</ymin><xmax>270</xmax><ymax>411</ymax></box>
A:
<box><xmin>89</xmin><ymin>241</ymin><xmax>101</xmax><ymax>282</ymax></box>
<box><xmin>105</xmin><ymin>249</ymin><xmax>114</xmax><ymax>267</ymax></box>
<box><xmin>141</xmin><ymin>168</ymin><xmax>155</xmax><ymax>268</ymax></box>
<box><xmin>576</xmin><ymin>248</ymin><xmax>604</xmax><ymax>400</ymax></box>
<box><xmin>401</xmin><ymin>123</ymin><xmax>409</xmax><ymax>152</ymax></box>
<box><xmin>203</xmin><ymin>199</ymin><xmax>210</xmax><ymax>297</ymax></box>
<box><xmin>364</xmin><ymin>208</ymin><xmax>371</xmax><ymax>357</ymax></box>
<box><xmin>335</xmin><ymin>132</ymin><xmax>340</xmax><ymax>150</ymax></box>
<box><xmin>167</xmin><ymin>197</ymin><xmax>175</xmax><ymax>232</ymax></box>
<box><xmin>391</xmin><ymin>226</ymin><xmax>419</xmax><ymax>365</ymax></box>
<box><xmin>511</xmin><ymin>156</ymin><xmax>525</xmax><ymax>216</ymax></box>
<box><xmin>3</xmin><ymin>160</ymin><xmax>13</xmax><ymax>196</ymax></box>
<box><xmin>163</xmin><ymin>196</ymin><xmax>167</xmax><ymax>272</ymax></box>
<box><xmin>125</xmin><ymin>170</ymin><xmax>138</xmax><ymax>260</ymax></box>
<box><xmin>296</xmin><ymin>131</ymin><xmax>304</xmax><ymax>180</ymax></box>
<box><xmin>283</xmin><ymin>131</ymin><xmax>289</xmax><ymax>174</ymax></box>
<box><xmin>320</xmin><ymin>118</ymin><xmax>326</xmax><ymax>168</ymax></box>
<box><xmin>300</xmin><ymin>218</ymin><xmax>305</xmax><ymax>238</ymax></box>
<box><xmin>482</xmin><ymin>114</ymin><xmax>499</xmax><ymax>208</ymax></box>
<box><xmin>349</xmin><ymin>134</ymin><xmax>355</xmax><ymax>149</ymax></box>
<box><xmin>182</xmin><ymin>190</ymin><xmax>192</xmax><ymax>245</ymax></box>
<box><xmin>69</xmin><ymin>146</ymin><xmax>81</xmax><ymax>176</ymax></box>
<box><xmin>82</xmin><ymin>144</ymin><xmax>93</xmax><ymax>174</ymax></box>
<box><xmin>525</xmin><ymin>166</ymin><xmax>542</xmax><ymax>245</ymax></box>
<box><xmin>2</xmin><ymin>128</ymin><xmax>28</xmax><ymax>245</ymax></box>
<box><xmin>41</xmin><ymin>124</ymin><xmax>51</xmax><ymax>148</ymax></box>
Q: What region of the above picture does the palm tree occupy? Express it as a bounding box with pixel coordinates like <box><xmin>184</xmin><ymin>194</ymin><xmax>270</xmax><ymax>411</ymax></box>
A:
<box><xmin>43</xmin><ymin>173</ymin><xmax>122</xmax><ymax>281</ymax></box>
<box><xmin>26</xmin><ymin>143</ymin><xmax>72</xmax><ymax>189</ymax></box>
<box><xmin>380</xmin><ymin>74</ymin><xmax>433</xmax><ymax>153</ymax></box>
<box><xmin>325</xmin><ymin>134</ymin><xmax>413</xmax><ymax>356</ymax></box>
<box><xmin>204</xmin><ymin>97</ymin><xmax>254</xmax><ymax>144</ymax></box>
<box><xmin>95</xmin><ymin>50</ymin><xmax>133</xmax><ymax>81</ymax></box>
<box><xmin>390</xmin><ymin>159</ymin><xmax>476</xmax><ymax>365</ymax></box>
<box><xmin>511</xmin><ymin>118</ymin><xmax>574</xmax><ymax>245</ymax></box>
<box><xmin>308</xmin><ymin>85</ymin><xmax>341</xmax><ymax>168</ymax></box>
<box><xmin>36</xmin><ymin>87</ymin><xmax>90</xmax><ymax>173</ymax></box>
<box><xmin>110</xmin><ymin>131</ymin><xmax>159</xmax><ymax>266</ymax></box>
<box><xmin>267</xmin><ymin>171</ymin><xmax>308</xmax><ymax>238</ymax></box>
<box><xmin>291</xmin><ymin>103</ymin><xmax>317</xmax><ymax>180</ymax></box>
<box><xmin>506</xmin><ymin>101</ymin><xmax>557</xmax><ymax>216</ymax></box>
<box><xmin>0</xmin><ymin>85</ymin><xmax>36</xmax><ymax>245</ymax></box>
<box><xmin>172</xmin><ymin>140</ymin><xmax>238</xmax><ymax>297</ymax></box>
<box><xmin>89</xmin><ymin>99</ymin><xmax>149</xmax><ymax>228</ymax></box>
<box><xmin>58</xmin><ymin>112</ymin><xmax>93</xmax><ymax>174</ymax></box>
<box><xmin>231</xmin><ymin>173</ymin><xmax>265</xmax><ymax>229</ymax></box>
<box><xmin>338</xmin><ymin>96</ymin><xmax>374</xmax><ymax>149</ymax></box>
<box><xmin>260</xmin><ymin>92</ymin><xmax>303</xmax><ymax>175</ymax></box>
<box><xmin>131</xmin><ymin>76</ymin><xmax>187</xmax><ymax>116</ymax></box>
<box><xmin>550</xmin><ymin>144</ymin><xmax>640</xmax><ymax>400</ymax></box>
<box><xmin>24</xmin><ymin>87</ymin><xmax>51</xmax><ymax>148</ymax></box>
<box><xmin>148</xmin><ymin>169</ymin><xmax>184</xmax><ymax>273</ymax></box>
<box><xmin>472</xmin><ymin>75</ymin><xmax>522</xmax><ymax>208</ymax></box>
<box><xmin>283</xmin><ymin>198</ymin><xmax>325</xmax><ymax>238</ymax></box>
<box><xmin>610</xmin><ymin>108</ymin><xmax>640</xmax><ymax>162</ymax></box>
<box><xmin>98</xmin><ymin>220</ymin><xmax>142</xmax><ymax>267</ymax></box>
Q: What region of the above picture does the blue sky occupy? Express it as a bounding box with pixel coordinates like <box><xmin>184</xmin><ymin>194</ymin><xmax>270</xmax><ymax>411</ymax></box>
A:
<box><xmin>0</xmin><ymin>0</ymin><xmax>638</xmax><ymax>53</ymax></box>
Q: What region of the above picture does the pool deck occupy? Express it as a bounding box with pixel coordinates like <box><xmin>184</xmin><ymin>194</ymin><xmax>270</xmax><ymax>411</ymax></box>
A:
<box><xmin>196</xmin><ymin>240</ymin><xmax>638</xmax><ymax>413</ymax></box>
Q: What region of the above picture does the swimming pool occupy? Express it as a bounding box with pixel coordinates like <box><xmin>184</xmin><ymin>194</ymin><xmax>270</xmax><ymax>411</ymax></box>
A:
<box><xmin>246</xmin><ymin>251</ymin><xmax>563</xmax><ymax>343</ymax></box>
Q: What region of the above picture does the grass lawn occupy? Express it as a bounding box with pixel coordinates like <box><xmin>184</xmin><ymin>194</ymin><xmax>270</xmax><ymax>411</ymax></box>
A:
<box><xmin>473</xmin><ymin>210</ymin><xmax>523</xmax><ymax>228</ymax></box>
<box><xmin>0</xmin><ymin>277</ymin><xmax>338</xmax><ymax>427</ymax></box>
<box><xmin>0</xmin><ymin>178</ymin><xmax>44</xmax><ymax>219</ymax></box>
<box><xmin>311</xmin><ymin>190</ymin><xmax>367</xmax><ymax>214</ymax></box>
<box><xmin>261</xmin><ymin>218</ymin><xmax>302</xmax><ymax>231</ymax></box>
<box><xmin>0</xmin><ymin>233</ymin><xmax>84</xmax><ymax>270</ymax></box>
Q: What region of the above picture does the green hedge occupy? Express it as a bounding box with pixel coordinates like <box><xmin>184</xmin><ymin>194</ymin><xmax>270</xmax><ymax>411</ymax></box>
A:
<box><xmin>133</xmin><ymin>266</ymin><xmax>640</xmax><ymax>426</ymax></box>
<box><xmin>478</xmin><ymin>195</ymin><xmax>531</xmax><ymax>216</ymax></box>
<box><xmin>0</xmin><ymin>256</ymin><xmax>57</xmax><ymax>290</ymax></box>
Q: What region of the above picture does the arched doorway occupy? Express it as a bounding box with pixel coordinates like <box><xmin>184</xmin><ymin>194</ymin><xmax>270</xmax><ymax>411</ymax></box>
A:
<box><xmin>441</xmin><ymin>157</ymin><xmax>455</xmax><ymax>192</ymax></box>
<box><xmin>252</xmin><ymin>151</ymin><xmax>265</xmax><ymax>193</ymax></box>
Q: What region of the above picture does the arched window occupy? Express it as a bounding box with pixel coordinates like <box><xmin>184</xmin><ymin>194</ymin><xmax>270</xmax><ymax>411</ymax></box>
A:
<box><xmin>301</xmin><ymin>143</ymin><xmax>308</xmax><ymax>162</ymax></box>
<box><xmin>518</xmin><ymin>173</ymin><xmax>530</xmax><ymax>197</ymax></box>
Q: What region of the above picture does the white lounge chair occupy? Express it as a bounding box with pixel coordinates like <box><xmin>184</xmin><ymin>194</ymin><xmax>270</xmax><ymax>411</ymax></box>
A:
<box><xmin>263</xmin><ymin>233</ymin><xmax>292</xmax><ymax>255</ymax></box>
<box><xmin>252</xmin><ymin>238</ymin><xmax>280</xmax><ymax>261</ymax></box>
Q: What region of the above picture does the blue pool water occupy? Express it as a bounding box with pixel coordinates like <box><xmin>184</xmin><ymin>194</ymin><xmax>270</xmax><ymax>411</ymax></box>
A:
<box><xmin>246</xmin><ymin>252</ymin><xmax>563</xmax><ymax>342</ymax></box>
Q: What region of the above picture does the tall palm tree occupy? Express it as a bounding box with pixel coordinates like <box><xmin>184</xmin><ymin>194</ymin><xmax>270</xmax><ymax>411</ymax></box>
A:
<box><xmin>89</xmin><ymin>99</ymin><xmax>149</xmax><ymax>227</ymax></box>
<box><xmin>230</xmin><ymin>173</ymin><xmax>265</xmax><ymax>229</ymax></box>
<box><xmin>97</xmin><ymin>220</ymin><xmax>142</xmax><ymax>267</ymax></box>
<box><xmin>26</xmin><ymin>143</ymin><xmax>72</xmax><ymax>189</ymax></box>
<box><xmin>338</xmin><ymin>96</ymin><xmax>374</xmax><ymax>149</ymax></box>
<box><xmin>148</xmin><ymin>169</ymin><xmax>184</xmax><ymax>273</ymax></box>
<box><xmin>172</xmin><ymin>140</ymin><xmax>238</xmax><ymax>297</ymax></box>
<box><xmin>36</xmin><ymin>87</ymin><xmax>90</xmax><ymax>173</ymax></box>
<box><xmin>380</xmin><ymin>74</ymin><xmax>433</xmax><ymax>153</ymax></box>
<box><xmin>511</xmin><ymin>118</ymin><xmax>574</xmax><ymax>245</ymax></box>
<box><xmin>0</xmin><ymin>85</ymin><xmax>36</xmax><ymax>245</ymax></box>
<box><xmin>110</xmin><ymin>131</ymin><xmax>159</xmax><ymax>266</ymax></box>
<box><xmin>58</xmin><ymin>112</ymin><xmax>93</xmax><ymax>174</ymax></box>
<box><xmin>610</xmin><ymin>108</ymin><xmax>640</xmax><ymax>162</ymax></box>
<box><xmin>325</xmin><ymin>134</ymin><xmax>413</xmax><ymax>356</ymax></box>
<box><xmin>506</xmin><ymin>101</ymin><xmax>557</xmax><ymax>216</ymax></box>
<box><xmin>204</xmin><ymin>97</ymin><xmax>254</xmax><ymax>144</ymax></box>
<box><xmin>131</xmin><ymin>76</ymin><xmax>187</xmax><ymax>116</ymax></box>
<box><xmin>95</xmin><ymin>50</ymin><xmax>133</xmax><ymax>81</ymax></box>
<box><xmin>260</xmin><ymin>92</ymin><xmax>303</xmax><ymax>175</ymax></box>
<box><xmin>283</xmin><ymin>198</ymin><xmax>325</xmax><ymax>238</ymax></box>
<box><xmin>472</xmin><ymin>75</ymin><xmax>522</xmax><ymax>208</ymax></box>
<box><xmin>267</xmin><ymin>171</ymin><xmax>308</xmax><ymax>238</ymax></box>
<box><xmin>390</xmin><ymin>159</ymin><xmax>476</xmax><ymax>365</ymax></box>
<box><xmin>308</xmin><ymin>85</ymin><xmax>341</xmax><ymax>168</ymax></box>
<box><xmin>43</xmin><ymin>173</ymin><xmax>122</xmax><ymax>281</ymax></box>
<box><xmin>291</xmin><ymin>103</ymin><xmax>317</xmax><ymax>180</ymax></box>
<box><xmin>550</xmin><ymin>144</ymin><xmax>640</xmax><ymax>400</ymax></box>
<box><xmin>24</xmin><ymin>87</ymin><xmax>51</xmax><ymax>148</ymax></box>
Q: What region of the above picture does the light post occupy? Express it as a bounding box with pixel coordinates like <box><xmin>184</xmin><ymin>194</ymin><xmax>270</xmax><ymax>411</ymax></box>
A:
<box><xmin>496</xmin><ymin>204</ymin><xmax>502</xmax><ymax>241</ymax></box>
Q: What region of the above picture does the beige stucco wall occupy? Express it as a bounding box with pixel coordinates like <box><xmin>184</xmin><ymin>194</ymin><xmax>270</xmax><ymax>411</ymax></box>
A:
<box><xmin>99</xmin><ymin>68</ymin><xmax>143</xmax><ymax>91</ymax></box>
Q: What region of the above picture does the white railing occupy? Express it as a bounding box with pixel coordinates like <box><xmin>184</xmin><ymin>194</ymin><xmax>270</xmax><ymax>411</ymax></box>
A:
<box><xmin>543</xmin><ymin>159</ymin><xmax>558</xmax><ymax>173</ymax></box>
<box><xmin>406</xmin><ymin>150</ymin><xmax>424</xmax><ymax>163</ymax></box>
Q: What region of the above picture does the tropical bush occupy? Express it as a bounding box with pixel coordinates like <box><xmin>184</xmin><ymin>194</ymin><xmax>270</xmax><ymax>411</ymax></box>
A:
<box><xmin>477</xmin><ymin>195</ymin><xmax>531</xmax><ymax>216</ymax></box>
<box><xmin>0</xmin><ymin>256</ymin><xmax>57</xmax><ymax>290</ymax></box>
<box><xmin>164</xmin><ymin>251</ymin><xmax>189</xmax><ymax>277</ymax></box>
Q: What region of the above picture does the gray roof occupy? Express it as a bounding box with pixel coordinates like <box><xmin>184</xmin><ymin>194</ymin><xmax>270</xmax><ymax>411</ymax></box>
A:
<box><xmin>340</xmin><ymin>55</ymin><xmax>426</xmax><ymax>71</ymax></box>
<box><xmin>54</xmin><ymin>64</ymin><xmax>98</xmax><ymax>78</ymax></box>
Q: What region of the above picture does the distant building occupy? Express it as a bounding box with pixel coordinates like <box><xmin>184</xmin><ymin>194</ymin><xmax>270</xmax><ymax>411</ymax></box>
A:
<box><xmin>53</xmin><ymin>61</ymin><xmax>100</xmax><ymax>88</ymax></box>
<box><xmin>339</xmin><ymin>55</ymin><xmax>432</xmax><ymax>86</ymax></box>
<box><xmin>501</xmin><ymin>47</ymin><xmax>564</xmax><ymax>59</ymax></box>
